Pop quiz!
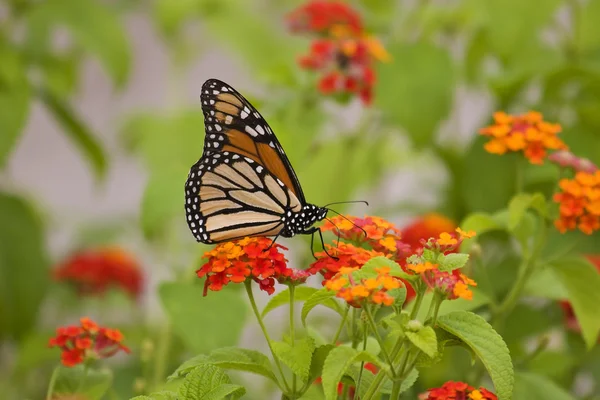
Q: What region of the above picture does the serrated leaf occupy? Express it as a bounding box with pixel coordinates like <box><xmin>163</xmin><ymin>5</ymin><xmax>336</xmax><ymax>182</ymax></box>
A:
<box><xmin>50</xmin><ymin>366</ymin><xmax>113</xmax><ymax>400</ymax></box>
<box><xmin>387</xmin><ymin>285</ymin><xmax>407</xmax><ymax>308</ymax></box>
<box><xmin>301</xmin><ymin>289</ymin><xmax>343</xmax><ymax>326</ymax></box>
<box><xmin>437</xmin><ymin>311</ymin><xmax>514</xmax><ymax>400</ymax></box>
<box><xmin>272</xmin><ymin>337</ymin><xmax>316</xmax><ymax>382</ymax></box>
<box><xmin>405</xmin><ymin>326</ymin><xmax>438</xmax><ymax>358</ymax></box>
<box><xmin>550</xmin><ymin>256</ymin><xmax>600</xmax><ymax>349</ymax></box>
<box><xmin>307</xmin><ymin>344</ymin><xmax>335</xmax><ymax>385</ymax></box>
<box><xmin>178</xmin><ymin>365</ymin><xmax>245</xmax><ymax>400</ymax></box>
<box><xmin>39</xmin><ymin>88</ymin><xmax>107</xmax><ymax>180</ymax></box>
<box><xmin>321</xmin><ymin>347</ymin><xmax>383</xmax><ymax>400</ymax></box>
<box><xmin>169</xmin><ymin>347</ymin><xmax>277</xmax><ymax>383</ymax></box>
<box><xmin>262</xmin><ymin>287</ymin><xmax>319</xmax><ymax>318</ymax></box>
<box><xmin>439</xmin><ymin>253</ymin><xmax>470</xmax><ymax>272</ymax></box>
<box><xmin>340</xmin><ymin>337</ymin><xmax>381</xmax><ymax>356</ymax></box>
<box><xmin>513</xmin><ymin>371</ymin><xmax>575</xmax><ymax>400</ymax></box>
<box><xmin>130</xmin><ymin>392</ymin><xmax>178</xmax><ymax>400</ymax></box>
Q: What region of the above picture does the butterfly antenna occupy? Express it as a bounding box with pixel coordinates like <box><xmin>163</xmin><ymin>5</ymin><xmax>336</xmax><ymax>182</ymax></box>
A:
<box><xmin>322</xmin><ymin>200</ymin><xmax>369</xmax><ymax>208</ymax></box>
<box><xmin>324</xmin><ymin>216</ymin><xmax>341</xmax><ymax>247</ymax></box>
<box><xmin>325</xmin><ymin>208</ymin><xmax>369</xmax><ymax>240</ymax></box>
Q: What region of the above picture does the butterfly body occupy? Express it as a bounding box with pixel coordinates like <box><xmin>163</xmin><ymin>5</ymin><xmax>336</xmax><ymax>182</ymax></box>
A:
<box><xmin>185</xmin><ymin>79</ymin><xmax>328</xmax><ymax>245</ymax></box>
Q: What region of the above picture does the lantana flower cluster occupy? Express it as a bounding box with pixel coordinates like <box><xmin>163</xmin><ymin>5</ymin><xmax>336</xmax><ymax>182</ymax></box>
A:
<box><xmin>324</xmin><ymin>265</ymin><xmax>401</xmax><ymax>307</ymax></box>
<box><xmin>421</xmin><ymin>381</ymin><xmax>497</xmax><ymax>400</ymax></box>
<box><xmin>53</xmin><ymin>247</ymin><xmax>144</xmax><ymax>298</ymax></box>
<box><xmin>48</xmin><ymin>317</ymin><xmax>130</xmax><ymax>367</ymax></box>
<box><xmin>406</xmin><ymin>228</ymin><xmax>477</xmax><ymax>301</ymax></box>
<box><xmin>286</xmin><ymin>0</ymin><xmax>389</xmax><ymax>104</ymax></box>
<box><xmin>480</xmin><ymin>111</ymin><xmax>567</xmax><ymax>165</ymax></box>
<box><xmin>197</xmin><ymin>237</ymin><xmax>309</xmax><ymax>295</ymax></box>
<box><xmin>553</xmin><ymin>170</ymin><xmax>600</xmax><ymax>234</ymax></box>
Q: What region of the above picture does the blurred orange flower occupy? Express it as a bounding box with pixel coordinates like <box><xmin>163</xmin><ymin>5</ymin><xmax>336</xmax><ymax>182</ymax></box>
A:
<box><xmin>53</xmin><ymin>247</ymin><xmax>144</xmax><ymax>299</ymax></box>
<box><xmin>480</xmin><ymin>111</ymin><xmax>567</xmax><ymax>164</ymax></box>
<box><xmin>287</xmin><ymin>1</ymin><xmax>389</xmax><ymax>104</ymax></box>
<box><xmin>401</xmin><ymin>213</ymin><xmax>456</xmax><ymax>251</ymax></box>
<box><xmin>48</xmin><ymin>317</ymin><xmax>129</xmax><ymax>367</ymax></box>
<box><xmin>198</xmin><ymin>237</ymin><xmax>306</xmax><ymax>295</ymax></box>
<box><xmin>421</xmin><ymin>381</ymin><xmax>497</xmax><ymax>400</ymax></box>
<box><xmin>554</xmin><ymin>170</ymin><xmax>600</xmax><ymax>234</ymax></box>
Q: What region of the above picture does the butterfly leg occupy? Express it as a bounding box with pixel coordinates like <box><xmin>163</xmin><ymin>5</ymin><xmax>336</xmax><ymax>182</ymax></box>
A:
<box><xmin>265</xmin><ymin>233</ymin><xmax>281</xmax><ymax>251</ymax></box>
<box><xmin>307</xmin><ymin>227</ymin><xmax>339</xmax><ymax>261</ymax></box>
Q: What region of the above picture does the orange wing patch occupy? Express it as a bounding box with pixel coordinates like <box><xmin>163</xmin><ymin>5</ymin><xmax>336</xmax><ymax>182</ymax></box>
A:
<box><xmin>257</xmin><ymin>143</ymin><xmax>297</xmax><ymax>196</ymax></box>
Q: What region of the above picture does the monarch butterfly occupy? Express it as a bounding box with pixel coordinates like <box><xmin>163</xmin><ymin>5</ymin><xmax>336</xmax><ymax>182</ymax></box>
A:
<box><xmin>185</xmin><ymin>79</ymin><xmax>341</xmax><ymax>252</ymax></box>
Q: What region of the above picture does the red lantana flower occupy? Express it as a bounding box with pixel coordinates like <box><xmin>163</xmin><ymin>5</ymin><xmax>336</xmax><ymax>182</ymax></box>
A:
<box><xmin>308</xmin><ymin>241</ymin><xmax>385</xmax><ymax>281</ymax></box>
<box><xmin>53</xmin><ymin>247</ymin><xmax>144</xmax><ymax>298</ymax></box>
<box><xmin>421</xmin><ymin>381</ymin><xmax>497</xmax><ymax>400</ymax></box>
<box><xmin>287</xmin><ymin>1</ymin><xmax>389</xmax><ymax>105</ymax></box>
<box><xmin>553</xmin><ymin>170</ymin><xmax>600</xmax><ymax>234</ymax></box>
<box><xmin>198</xmin><ymin>237</ymin><xmax>306</xmax><ymax>295</ymax></box>
<box><xmin>48</xmin><ymin>317</ymin><xmax>130</xmax><ymax>367</ymax></box>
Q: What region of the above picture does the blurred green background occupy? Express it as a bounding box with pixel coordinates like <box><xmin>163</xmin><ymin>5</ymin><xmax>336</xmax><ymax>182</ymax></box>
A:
<box><xmin>2</xmin><ymin>0</ymin><xmax>600</xmax><ymax>399</ymax></box>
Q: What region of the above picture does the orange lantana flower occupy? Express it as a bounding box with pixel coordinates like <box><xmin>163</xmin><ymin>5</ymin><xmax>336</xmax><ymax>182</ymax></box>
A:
<box><xmin>308</xmin><ymin>242</ymin><xmax>385</xmax><ymax>281</ymax></box>
<box><xmin>480</xmin><ymin>111</ymin><xmax>567</xmax><ymax>164</ymax></box>
<box><xmin>554</xmin><ymin>170</ymin><xmax>600</xmax><ymax>234</ymax></box>
<box><xmin>421</xmin><ymin>381</ymin><xmax>497</xmax><ymax>400</ymax></box>
<box><xmin>48</xmin><ymin>317</ymin><xmax>130</xmax><ymax>367</ymax></box>
<box><xmin>198</xmin><ymin>237</ymin><xmax>305</xmax><ymax>295</ymax></box>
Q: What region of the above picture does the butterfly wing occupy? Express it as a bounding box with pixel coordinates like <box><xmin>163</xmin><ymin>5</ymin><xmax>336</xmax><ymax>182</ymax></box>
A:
<box><xmin>185</xmin><ymin>151</ymin><xmax>303</xmax><ymax>243</ymax></box>
<box><xmin>199</xmin><ymin>79</ymin><xmax>306</xmax><ymax>203</ymax></box>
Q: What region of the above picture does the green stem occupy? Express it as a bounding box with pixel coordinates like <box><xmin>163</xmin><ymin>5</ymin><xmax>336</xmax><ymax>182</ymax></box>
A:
<box><xmin>245</xmin><ymin>280</ymin><xmax>291</xmax><ymax>392</ymax></box>
<box><xmin>364</xmin><ymin>306</ymin><xmax>396</xmax><ymax>377</ymax></box>
<box><xmin>355</xmin><ymin>322</ymin><xmax>369</xmax><ymax>398</ymax></box>
<box><xmin>332</xmin><ymin>305</ymin><xmax>350</xmax><ymax>344</ymax></box>
<box><xmin>46</xmin><ymin>367</ymin><xmax>59</xmax><ymax>400</ymax></box>
<box><xmin>409</xmin><ymin>286</ymin><xmax>426</xmax><ymax>320</ymax></box>
<box><xmin>289</xmin><ymin>285</ymin><xmax>297</xmax><ymax>399</ymax></box>
<box><xmin>494</xmin><ymin>220</ymin><xmax>549</xmax><ymax>328</ymax></box>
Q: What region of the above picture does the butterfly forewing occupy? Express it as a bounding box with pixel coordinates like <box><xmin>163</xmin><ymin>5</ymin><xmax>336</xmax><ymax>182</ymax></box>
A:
<box><xmin>199</xmin><ymin>79</ymin><xmax>305</xmax><ymax>202</ymax></box>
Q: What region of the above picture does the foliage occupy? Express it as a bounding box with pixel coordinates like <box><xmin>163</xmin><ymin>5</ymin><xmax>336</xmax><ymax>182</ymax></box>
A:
<box><xmin>2</xmin><ymin>0</ymin><xmax>600</xmax><ymax>399</ymax></box>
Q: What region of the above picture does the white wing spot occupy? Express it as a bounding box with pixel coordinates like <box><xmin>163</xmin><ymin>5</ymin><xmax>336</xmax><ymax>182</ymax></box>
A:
<box><xmin>256</xmin><ymin>166</ymin><xmax>263</xmax><ymax>173</ymax></box>
<box><xmin>256</xmin><ymin>125</ymin><xmax>265</xmax><ymax>135</ymax></box>
<box><xmin>240</xmin><ymin>110</ymin><xmax>248</xmax><ymax>119</ymax></box>
<box><xmin>215</xmin><ymin>125</ymin><xmax>222</xmax><ymax>132</ymax></box>
<box><xmin>212</xmin><ymin>90</ymin><xmax>219</xmax><ymax>95</ymax></box>
<box><xmin>269</xmin><ymin>141</ymin><xmax>275</xmax><ymax>148</ymax></box>
<box><xmin>245</xmin><ymin>158</ymin><xmax>254</xmax><ymax>163</ymax></box>
<box><xmin>277</xmin><ymin>178</ymin><xmax>284</xmax><ymax>186</ymax></box>
<box><xmin>209</xmin><ymin>99</ymin><xmax>215</xmax><ymax>105</ymax></box>
<box><xmin>221</xmin><ymin>86</ymin><xmax>229</xmax><ymax>91</ymax></box>
<box><xmin>245</xmin><ymin>126</ymin><xmax>258</xmax><ymax>137</ymax></box>
<box><xmin>213</xmin><ymin>142</ymin><xmax>219</xmax><ymax>148</ymax></box>
<box><xmin>225</xmin><ymin>115</ymin><xmax>233</xmax><ymax>124</ymax></box>
<box><xmin>209</xmin><ymin>134</ymin><xmax>215</xmax><ymax>139</ymax></box>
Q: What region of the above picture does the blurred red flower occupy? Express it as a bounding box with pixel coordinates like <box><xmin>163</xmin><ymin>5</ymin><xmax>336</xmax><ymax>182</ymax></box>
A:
<box><xmin>561</xmin><ymin>255</ymin><xmax>600</xmax><ymax>333</ymax></box>
<box><xmin>198</xmin><ymin>237</ymin><xmax>306</xmax><ymax>295</ymax></box>
<box><xmin>420</xmin><ymin>381</ymin><xmax>497</xmax><ymax>400</ymax></box>
<box><xmin>48</xmin><ymin>317</ymin><xmax>130</xmax><ymax>367</ymax></box>
<box><xmin>287</xmin><ymin>1</ymin><xmax>389</xmax><ymax>105</ymax></box>
<box><xmin>53</xmin><ymin>247</ymin><xmax>144</xmax><ymax>299</ymax></box>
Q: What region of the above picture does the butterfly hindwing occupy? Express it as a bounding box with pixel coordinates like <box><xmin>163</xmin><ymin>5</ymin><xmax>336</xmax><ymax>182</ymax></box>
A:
<box><xmin>185</xmin><ymin>151</ymin><xmax>303</xmax><ymax>243</ymax></box>
<box><xmin>200</xmin><ymin>79</ymin><xmax>306</xmax><ymax>202</ymax></box>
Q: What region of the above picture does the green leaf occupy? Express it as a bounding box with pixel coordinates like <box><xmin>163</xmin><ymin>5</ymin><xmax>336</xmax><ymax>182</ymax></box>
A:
<box><xmin>0</xmin><ymin>192</ymin><xmax>49</xmax><ymax>340</ymax></box>
<box><xmin>301</xmin><ymin>289</ymin><xmax>343</xmax><ymax>326</ymax></box>
<box><xmin>550</xmin><ymin>256</ymin><xmax>600</xmax><ymax>349</ymax></box>
<box><xmin>159</xmin><ymin>283</ymin><xmax>247</xmax><ymax>354</ymax></box>
<box><xmin>359</xmin><ymin>256</ymin><xmax>415</xmax><ymax>281</ymax></box>
<box><xmin>508</xmin><ymin>193</ymin><xmax>546</xmax><ymax>231</ymax></box>
<box><xmin>0</xmin><ymin>44</ymin><xmax>30</xmax><ymax>168</ymax></box>
<box><xmin>178</xmin><ymin>365</ymin><xmax>245</xmax><ymax>400</ymax></box>
<box><xmin>437</xmin><ymin>311</ymin><xmax>514</xmax><ymax>400</ymax></box>
<box><xmin>272</xmin><ymin>337</ymin><xmax>315</xmax><ymax>382</ymax></box>
<box><xmin>524</xmin><ymin>267</ymin><xmax>568</xmax><ymax>300</ymax></box>
<box><xmin>321</xmin><ymin>346</ymin><xmax>383</xmax><ymax>400</ymax></box>
<box><xmin>439</xmin><ymin>253</ymin><xmax>470</xmax><ymax>272</ymax></box>
<box><xmin>28</xmin><ymin>0</ymin><xmax>131</xmax><ymax>85</ymax></box>
<box><xmin>262</xmin><ymin>287</ymin><xmax>319</xmax><ymax>318</ymax></box>
<box><xmin>513</xmin><ymin>371</ymin><xmax>575</xmax><ymax>400</ymax></box>
<box><xmin>39</xmin><ymin>88</ymin><xmax>107</xmax><ymax>180</ymax></box>
<box><xmin>376</xmin><ymin>42</ymin><xmax>455</xmax><ymax>148</ymax></box>
<box><xmin>130</xmin><ymin>392</ymin><xmax>178</xmax><ymax>400</ymax></box>
<box><xmin>169</xmin><ymin>347</ymin><xmax>277</xmax><ymax>383</ymax></box>
<box><xmin>460</xmin><ymin>212</ymin><xmax>503</xmax><ymax>235</ymax></box>
<box><xmin>50</xmin><ymin>366</ymin><xmax>113</xmax><ymax>400</ymax></box>
<box><xmin>307</xmin><ymin>344</ymin><xmax>335</xmax><ymax>385</ymax></box>
<box><xmin>405</xmin><ymin>326</ymin><xmax>438</xmax><ymax>358</ymax></box>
